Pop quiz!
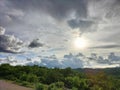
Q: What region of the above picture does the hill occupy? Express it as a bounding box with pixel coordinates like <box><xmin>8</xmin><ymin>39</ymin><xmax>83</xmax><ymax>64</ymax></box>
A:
<box><xmin>0</xmin><ymin>64</ymin><xmax>120</xmax><ymax>90</ymax></box>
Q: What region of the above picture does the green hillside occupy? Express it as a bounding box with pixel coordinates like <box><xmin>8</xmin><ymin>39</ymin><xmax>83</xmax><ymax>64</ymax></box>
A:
<box><xmin>0</xmin><ymin>64</ymin><xmax>120</xmax><ymax>90</ymax></box>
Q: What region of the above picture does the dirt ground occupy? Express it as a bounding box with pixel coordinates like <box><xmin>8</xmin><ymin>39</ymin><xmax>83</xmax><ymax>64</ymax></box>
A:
<box><xmin>0</xmin><ymin>80</ymin><xmax>33</xmax><ymax>90</ymax></box>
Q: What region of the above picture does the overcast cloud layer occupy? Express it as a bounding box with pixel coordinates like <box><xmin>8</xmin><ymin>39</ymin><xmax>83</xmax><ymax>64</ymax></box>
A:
<box><xmin>0</xmin><ymin>0</ymin><xmax>120</xmax><ymax>68</ymax></box>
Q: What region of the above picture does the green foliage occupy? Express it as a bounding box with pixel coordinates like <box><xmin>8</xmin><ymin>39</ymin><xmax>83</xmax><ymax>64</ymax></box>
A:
<box><xmin>35</xmin><ymin>83</ymin><xmax>48</xmax><ymax>90</ymax></box>
<box><xmin>72</xmin><ymin>87</ymin><xmax>78</xmax><ymax>90</ymax></box>
<box><xmin>48</xmin><ymin>82</ymin><xmax>64</xmax><ymax>90</ymax></box>
<box><xmin>20</xmin><ymin>81</ymin><xmax>32</xmax><ymax>87</ymax></box>
<box><xmin>64</xmin><ymin>76</ymin><xmax>89</xmax><ymax>89</ymax></box>
<box><xmin>54</xmin><ymin>82</ymin><xmax>64</xmax><ymax>88</ymax></box>
<box><xmin>86</xmin><ymin>71</ymin><xmax>117</xmax><ymax>90</ymax></box>
<box><xmin>19</xmin><ymin>74</ymin><xmax>28</xmax><ymax>81</ymax></box>
<box><xmin>27</xmin><ymin>74</ymin><xmax>38</xmax><ymax>83</ymax></box>
<box><xmin>0</xmin><ymin>64</ymin><xmax>120</xmax><ymax>90</ymax></box>
<box><xmin>19</xmin><ymin>73</ymin><xmax>38</xmax><ymax>83</ymax></box>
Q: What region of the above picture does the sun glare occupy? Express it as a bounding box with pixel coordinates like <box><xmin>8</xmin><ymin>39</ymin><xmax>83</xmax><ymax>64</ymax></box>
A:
<box><xmin>74</xmin><ymin>37</ymin><xmax>88</xmax><ymax>49</ymax></box>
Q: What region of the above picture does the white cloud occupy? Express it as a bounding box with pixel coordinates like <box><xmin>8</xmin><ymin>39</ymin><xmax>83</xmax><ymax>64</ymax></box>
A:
<box><xmin>0</xmin><ymin>0</ymin><xmax>120</xmax><ymax>68</ymax></box>
<box><xmin>0</xmin><ymin>52</ymin><xmax>120</xmax><ymax>68</ymax></box>
<box><xmin>0</xmin><ymin>26</ymin><xmax>24</xmax><ymax>53</ymax></box>
<box><xmin>0</xmin><ymin>26</ymin><xmax>5</xmax><ymax>35</ymax></box>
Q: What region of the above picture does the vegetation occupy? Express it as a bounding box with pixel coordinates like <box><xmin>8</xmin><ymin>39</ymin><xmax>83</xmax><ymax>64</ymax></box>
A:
<box><xmin>0</xmin><ymin>64</ymin><xmax>120</xmax><ymax>90</ymax></box>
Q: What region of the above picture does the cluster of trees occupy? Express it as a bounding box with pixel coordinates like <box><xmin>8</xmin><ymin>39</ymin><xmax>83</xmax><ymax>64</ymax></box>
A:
<box><xmin>0</xmin><ymin>64</ymin><xmax>120</xmax><ymax>90</ymax></box>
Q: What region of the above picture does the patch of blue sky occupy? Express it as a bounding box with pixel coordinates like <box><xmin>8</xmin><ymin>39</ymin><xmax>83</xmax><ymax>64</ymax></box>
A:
<box><xmin>0</xmin><ymin>54</ymin><xmax>6</xmax><ymax>59</ymax></box>
<box><xmin>0</xmin><ymin>53</ymin><xmax>10</xmax><ymax>58</ymax></box>
<box><xmin>47</xmin><ymin>47</ymin><xmax>66</xmax><ymax>52</ymax></box>
<box><xmin>15</xmin><ymin>52</ymin><xmax>39</xmax><ymax>60</ymax></box>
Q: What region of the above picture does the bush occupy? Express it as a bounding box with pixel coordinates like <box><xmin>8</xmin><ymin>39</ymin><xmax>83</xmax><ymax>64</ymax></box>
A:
<box><xmin>20</xmin><ymin>81</ymin><xmax>30</xmax><ymax>86</ymax></box>
<box><xmin>19</xmin><ymin>74</ymin><xmax>27</xmax><ymax>81</ymax></box>
<box><xmin>35</xmin><ymin>83</ymin><xmax>48</xmax><ymax>90</ymax></box>
<box><xmin>15</xmin><ymin>81</ymin><xmax>32</xmax><ymax>88</ymax></box>
<box><xmin>48</xmin><ymin>82</ymin><xmax>64</xmax><ymax>90</ymax></box>
<box><xmin>54</xmin><ymin>82</ymin><xmax>64</xmax><ymax>88</ymax></box>
<box><xmin>72</xmin><ymin>87</ymin><xmax>78</xmax><ymax>90</ymax></box>
<box><xmin>27</xmin><ymin>74</ymin><xmax>38</xmax><ymax>83</ymax></box>
<box><xmin>19</xmin><ymin>73</ymin><xmax>38</xmax><ymax>83</ymax></box>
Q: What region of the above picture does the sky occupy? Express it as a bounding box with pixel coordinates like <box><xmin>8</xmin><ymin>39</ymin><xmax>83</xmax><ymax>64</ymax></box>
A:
<box><xmin>0</xmin><ymin>0</ymin><xmax>120</xmax><ymax>68</ymax></box>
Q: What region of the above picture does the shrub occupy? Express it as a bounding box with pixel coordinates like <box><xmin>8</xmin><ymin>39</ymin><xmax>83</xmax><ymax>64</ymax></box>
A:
<box><xmin>48</xmin><ymin>82</ymin><xmax>64</xmax><ymax>90</ymax></box>
<box><xmin>35</xmin><ymin>83</ymin><xmax>48</xmax><ymax>90</ymax></box>
<box><xmin>72</xmin><ymin>87</ymin><xmax>78</xmax><ymax>90</ymax></box>
<box><xmin>27</xmin><ymin>74</ymin><xmax>38</xmax><ymax>83</ymax></box>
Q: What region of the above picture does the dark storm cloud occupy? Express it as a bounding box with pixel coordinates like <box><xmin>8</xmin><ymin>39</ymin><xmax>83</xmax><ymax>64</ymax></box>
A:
<box><xmin>0</xmin><ymin>0</ymin><xmax>88</xmax><ymax>29</ymax></box>
<box><xmin>0</xmin><ymin>26</ymin><xmax>24</xmax><ymax>53</ymax></box>
<box><xmin>7</xmin><ymin>0</ymin><xmax>87</xmax><ymax>20</ymax></box>
<box><xmin>105</xmin><ymin>0</ymin><xmax>120</xmax><ymax>20</ymax></box>
<box><xmin>10</xmin><ymin>0</ymin><xmax>91</xmax><ymax>34</ymax></box>
<box><xmin>67</xmin><ymin>19</ymin><xmax>96</xmax><ymax>33</ymax></box>
<box><xmin>29</xmin><ymin>39</ymin><xmax>44</xmax><ymax>48</ymax></box>
<box><xmin>1</xmin><ymin>0</ymin><xmax>120</xmax><ymax>33</ymax></box>
<box><xmin>0</xmin><ymin>0</ymin><xmax>24</xmax><ymax>26</ymax></box>
<box><xmin>0</xmin><ymin>0</ymin><xmax>90</xmax><ymax>39</ymax></box>
<box><xmin>68</xmin><ymin>19</ymin><xmax>93</xmax><ymax>29</ymax></box>
<box><xmin>91</xmin><ymin>44</ymin><xmax>120</xmax><ymax>49</ymax></box>
<box><xmin>0</xmin><ymin>0</ymin><xmax>120</xmax><ymax>53</ymax></box>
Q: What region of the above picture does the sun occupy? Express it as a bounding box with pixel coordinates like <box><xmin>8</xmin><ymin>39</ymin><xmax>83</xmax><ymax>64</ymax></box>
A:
<box><xmin>74</xmin><ymin>37</ymin><xmax>88</xmax><ymax>49</ymax></box>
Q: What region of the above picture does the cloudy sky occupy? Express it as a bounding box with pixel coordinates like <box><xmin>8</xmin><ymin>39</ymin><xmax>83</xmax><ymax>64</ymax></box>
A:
<box><xmin>0</xmin><ymin>0</ymin><xmax>120</xmax><ymax>68</ymax></box>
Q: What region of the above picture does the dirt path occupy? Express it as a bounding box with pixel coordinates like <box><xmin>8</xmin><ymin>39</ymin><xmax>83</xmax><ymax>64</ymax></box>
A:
<box><xmin>0</xmin><ymin>80</ymin><xmax>34</xmax><ymax>90</ymax></box>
